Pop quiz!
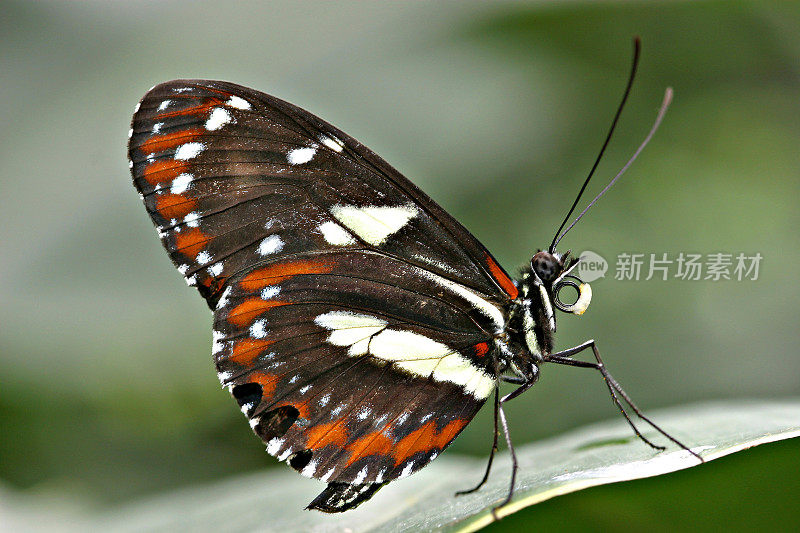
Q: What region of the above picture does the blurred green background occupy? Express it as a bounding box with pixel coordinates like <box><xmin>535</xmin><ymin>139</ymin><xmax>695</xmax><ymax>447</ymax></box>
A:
<box><xmin>1</xmin><ymin>0</ymin><xmax>798</xmax><ymax>530</ymax></box>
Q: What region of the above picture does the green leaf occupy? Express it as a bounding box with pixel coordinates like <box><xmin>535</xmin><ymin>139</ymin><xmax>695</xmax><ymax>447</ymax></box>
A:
<box><xmin>15</xmin><ymin>400</ymin><xmax>800</xmax><ymax>532</ymax></box>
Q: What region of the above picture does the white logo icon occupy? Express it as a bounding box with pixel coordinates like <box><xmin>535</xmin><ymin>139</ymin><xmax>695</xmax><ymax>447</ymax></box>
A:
<box><xmin>578</xmin><ymin>250</ymin><xmax>608</xmax><ymax>282</ymax></box>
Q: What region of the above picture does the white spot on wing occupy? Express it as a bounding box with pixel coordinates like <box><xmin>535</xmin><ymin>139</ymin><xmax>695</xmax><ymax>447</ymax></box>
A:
<box><xmin>319</xmin><ymin>393</ymin><xmax>331</xmax><ymax>406</ymax></box>
<box><xmin>375</xmin><ymin>468</ymin><xmax>386</xmax><ymax>483</ymax></box>
<box><xmin>128</xmin><ymin>128</ymin><xmax>133</xmax><ymax>139</ymax></box>
<box><xmin>257</xmin><ymin>235</ymin><xmax>284</xmax><ymax>255</ymax></box>
<box><xmin>319</xmin><ymin>134</ymin><xmax>344</xmax><ymax>152</ymax></box>
<box><xmin>152</xmin><ymin>123</ymin><xmax>162</xmax><ymax>134</ymax></box>
<box><xmin>261</xmin><ymin>286</ymin><xmax>280</xmax><ymax>299</ymax></box>
<box><xmin>216</xmin><ymin>286</ymin><xmax>233</xmax><ymax>309</ymax></box>
<box><xmin>174</xmin><ymin>142</ymin><xmax>205</xmax><ymax>160</ymax></box>
<box><xmin>354</xmin><ymin>466</ymin><xmax>368</xmax><ymax>484</ymax></box>
<box><xmin>321</xmin><ymin>467</ymin><xmax>336</xmax><ymax>482</ymax></box>
<box><xmin>330</xmin><ymin>204</ymin><xmax>417</xmax><ymax>246</ymax></box>
<box><xmin>357</xmin><ymin>406</ymin><xmax>371</xmax><ymax>420</ymax></box>
<box><xmin>319</xmin><ymin>221</ymin><xmax>356</xmax><ymax>246</ymax></box>
<box><xmin>266</xmin><ymin>437</ymin><xmax>284</xmax><ymax>455</ymax></box>
<box><xmin>226</xmin><ymin>95</ymin><xmax>251</xmax><ymax>110</ymax></box>
<box><xmin>249</xmin><ymin>319</ymin><xmax>268</xmax><ymax>339</ymax></box>
<box><xmin>212</xmin><ymin>330</ymin><xmax>225</xmax><ymax>355</ymax></box>
<box><xmin>196</xmin><ymin>250</ymin><xmax>212</xmax><ymax>265</ymax></box>
<box><xmin>171</xmin><ymin>173</ymin><xmax>193</xmax><ymax>194</ymax></box>
<box><xmin>277</xmin><ymin>448</ymin><xmax>292</xmax><ymax>462</ymax></box>
<box><xmin>301</xmin><ymin>459</ymin><xmax>319</xmax><ymax>478</ymax></box>
<box><xmin>157</xmin><ymin>100</ymin><xmax>172</xmax><ymax>111</ymax></box>
<box><xmin>400</xmin><ymin>461</ymin><xmax>415</xmax><ymax>478</ymax></box>
<box><xmin>287</xmin><ymin>146</ymin><xmax>316</xmax><ymax>165</ymax></box>
<box><xmin>205</xmin><ymin>107</ymin><xmax>233</xmax><ymax>131</ymax></box>
<box><xmin>183</xmin><ymin>211</ymin><xmax>200</xmax><ymax>227</ymax></box>
<box><xmin>209</xmin><ymin>262</ymin><xmax>223</xmax><ymax>276</ymax></box>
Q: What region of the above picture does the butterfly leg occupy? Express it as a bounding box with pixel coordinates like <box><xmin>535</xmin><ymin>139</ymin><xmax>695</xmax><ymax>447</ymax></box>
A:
<box><xmin>491</xmin><ymin>397</ymin><xmax>518</xmax><ymax>519</ymax></box>
<box><xmin>488</xmin><ymin>364</ymin><xmax>539</xmax><ymax>516</ymax></box>
<box><xmin>545</xmin><ymin>341</ymin><xmax>703</xmax><ymax>462</ymax></box>
<box><xmin>456</xmin><ymin>362</ymin><xmax>538</xmax><ymax>505</ymax></box>
<box><xmin>455</xmin><ymin>384</ymin><xmax>500</xmax><ymax>496</ymax></box>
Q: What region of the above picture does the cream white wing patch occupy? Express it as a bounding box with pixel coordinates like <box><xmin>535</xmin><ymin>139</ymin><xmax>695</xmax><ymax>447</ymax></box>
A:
<box><xmin>174</xmin><ymin>142</ymin><xmax>204</xmax><ymax>160</ymax></box>
<box><xmin>205</xmin><ymin>107</ymin><xmax>233</xmax><ymax>131</ymax></box>
<box><xmin>314</xmin><ymin>311</ymin><xmax>388</xmax><ymax>355</ymax></box>
<box><xmin>225</xmin><ymin>95</ymin><xmax>251</xmax><ymax>110</ymax></box>
<box><xmin>329</xmin><ymin>204</ymin><xmax>418</xmax><ymax>246</ymax></box>
<box><xmin>314</xmin><ymin>310</ymin><xmax>494</xmax><ymax>399</ymax></box>
<box><xmin>287</xmin><ymin>146</ymin><xmax>317</xmax><ymax>165</ymax></box>
<box><xmin>318</xmin><ymin>220</ymin><xmax>356</xmax><ymax>246</ymax></box>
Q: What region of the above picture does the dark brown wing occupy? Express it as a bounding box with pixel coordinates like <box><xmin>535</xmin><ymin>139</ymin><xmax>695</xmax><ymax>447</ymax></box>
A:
<box><xmin>128</xmin><ymin>80</ymin><xmax>511</xmax><ymax>511</ymax></box>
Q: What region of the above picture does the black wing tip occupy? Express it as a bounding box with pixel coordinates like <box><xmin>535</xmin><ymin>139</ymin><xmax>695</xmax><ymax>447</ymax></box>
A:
<box><xmin>305</xmin><ymin>481</ymin><xmax>386</xmax><ymax>513</ymax></box>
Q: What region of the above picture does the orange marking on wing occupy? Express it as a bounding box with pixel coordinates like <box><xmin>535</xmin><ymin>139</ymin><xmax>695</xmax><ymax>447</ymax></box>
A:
<box><xmin>155</xmin><ymin>97</ymin><xmax>225</xmax><ymax>119</ymax></box>
<box><xmin>139</xmin><ymin>128</ymin><xmax>204</xmax><ymax>155</ymax></box>
<box><xmin>239</xmin><ymin>259</ymin><xmax>335</xmax><ymax>291</ymax></box>
<box><xmin>227</xmin><ymin>298</ymin><xmax>289</xmax><ymax>327</ymax></box>
<box><xmin>306</xmin><ymin>420</ymin><xmax>350</xmax><ymax>450</ymax></box>
<box><xmin>392</xmin><ymin>418</ymin><xmax>468</xmax><ymax>466</ymax></box>
<box><xmin>485</xmin><ymin>254</ymin><xmax>519</xmax><ymax>299</ymax></box>
<box><xmin>141</xmin><ymin>159</ymin><xmax>188</xmax><ymax>186</ymax></box>
<box><xmin>228</xmin><ymin>338</ymin><xmax>274</xmax><ymax>366</ymax></box>
<box><xmin>172</xmin><ymin>227</ymin><xmax>211</xmax><ymax>258</ymax></box>
<box><xmin>474</xmin><ymin>342</ymin><xmax>490</xmax><ymax>358</ymax></box>
<box><xmin>155</xmin><ymin>193</ymin><xmax>197</xmax><ymax>219</ymax></box>
<box><xmin>343</xmin><ymin>426</ymin><xmax>394</xmax><ymax>467</ymax></box>
<box><xmin>247</xmin><ymin>371</ymin><xmax>278</xmax><ymax>400</ymax></box>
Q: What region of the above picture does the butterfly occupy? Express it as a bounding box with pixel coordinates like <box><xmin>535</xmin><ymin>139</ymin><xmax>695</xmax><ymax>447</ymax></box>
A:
<box><xmin>127</xmin><ymin>40</ymin><xmax>700</xmax><ymax>514</ymax></box>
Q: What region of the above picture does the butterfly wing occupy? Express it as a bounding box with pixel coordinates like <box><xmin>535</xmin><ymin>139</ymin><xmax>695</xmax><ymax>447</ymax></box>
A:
<box><xmin>128</xmin><ymin>80</ymin><xmax>514</xmax><ymax>511</ymax></box>
<box><xmin>214</xmin><ymin>252</ymin><xmax>495</xmax><ymax>511</ymax></box>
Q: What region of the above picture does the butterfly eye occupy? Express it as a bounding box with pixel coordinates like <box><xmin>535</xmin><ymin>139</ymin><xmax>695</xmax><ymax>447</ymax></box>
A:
<box><xmin>553</xmin><ymin>276</ymin><xmax>592</xmax><ymax>315</ymax></box>
<box><xmin>531</xmin><ymin>251</ymin><xmax>561</xmax><ymax>283</ymax></box>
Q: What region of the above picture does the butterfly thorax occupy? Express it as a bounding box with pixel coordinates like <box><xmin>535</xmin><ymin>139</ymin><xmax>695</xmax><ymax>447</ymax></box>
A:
<box><xmin>504</xmin><ymin>251</ymin><xmax>592</xmax><ymax>375</ymax></box>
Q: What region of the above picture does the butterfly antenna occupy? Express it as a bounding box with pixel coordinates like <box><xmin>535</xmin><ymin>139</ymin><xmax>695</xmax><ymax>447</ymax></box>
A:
<box><xmin>549</xmin><ymin>37</ymin><xmax>641</xmax><ymax>254</ymax></box>
<box><xmin>551</xmin><ymin>86</ymin><xmax>673</xmax><ymax>251</ymax></box>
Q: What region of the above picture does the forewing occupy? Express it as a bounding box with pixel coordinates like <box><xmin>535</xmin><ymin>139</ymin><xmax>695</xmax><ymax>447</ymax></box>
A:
<box><xmin>128</xmin><ymin>80</ymin><xmax>518</xmax><ymax>307</ymax></box>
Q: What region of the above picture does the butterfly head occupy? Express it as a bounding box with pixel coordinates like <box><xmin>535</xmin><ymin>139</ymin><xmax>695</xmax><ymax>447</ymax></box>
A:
<box><xmin>530</xmin><ymin>250</ymin><xmax>591</xmax><ymax>316</ymax></box>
